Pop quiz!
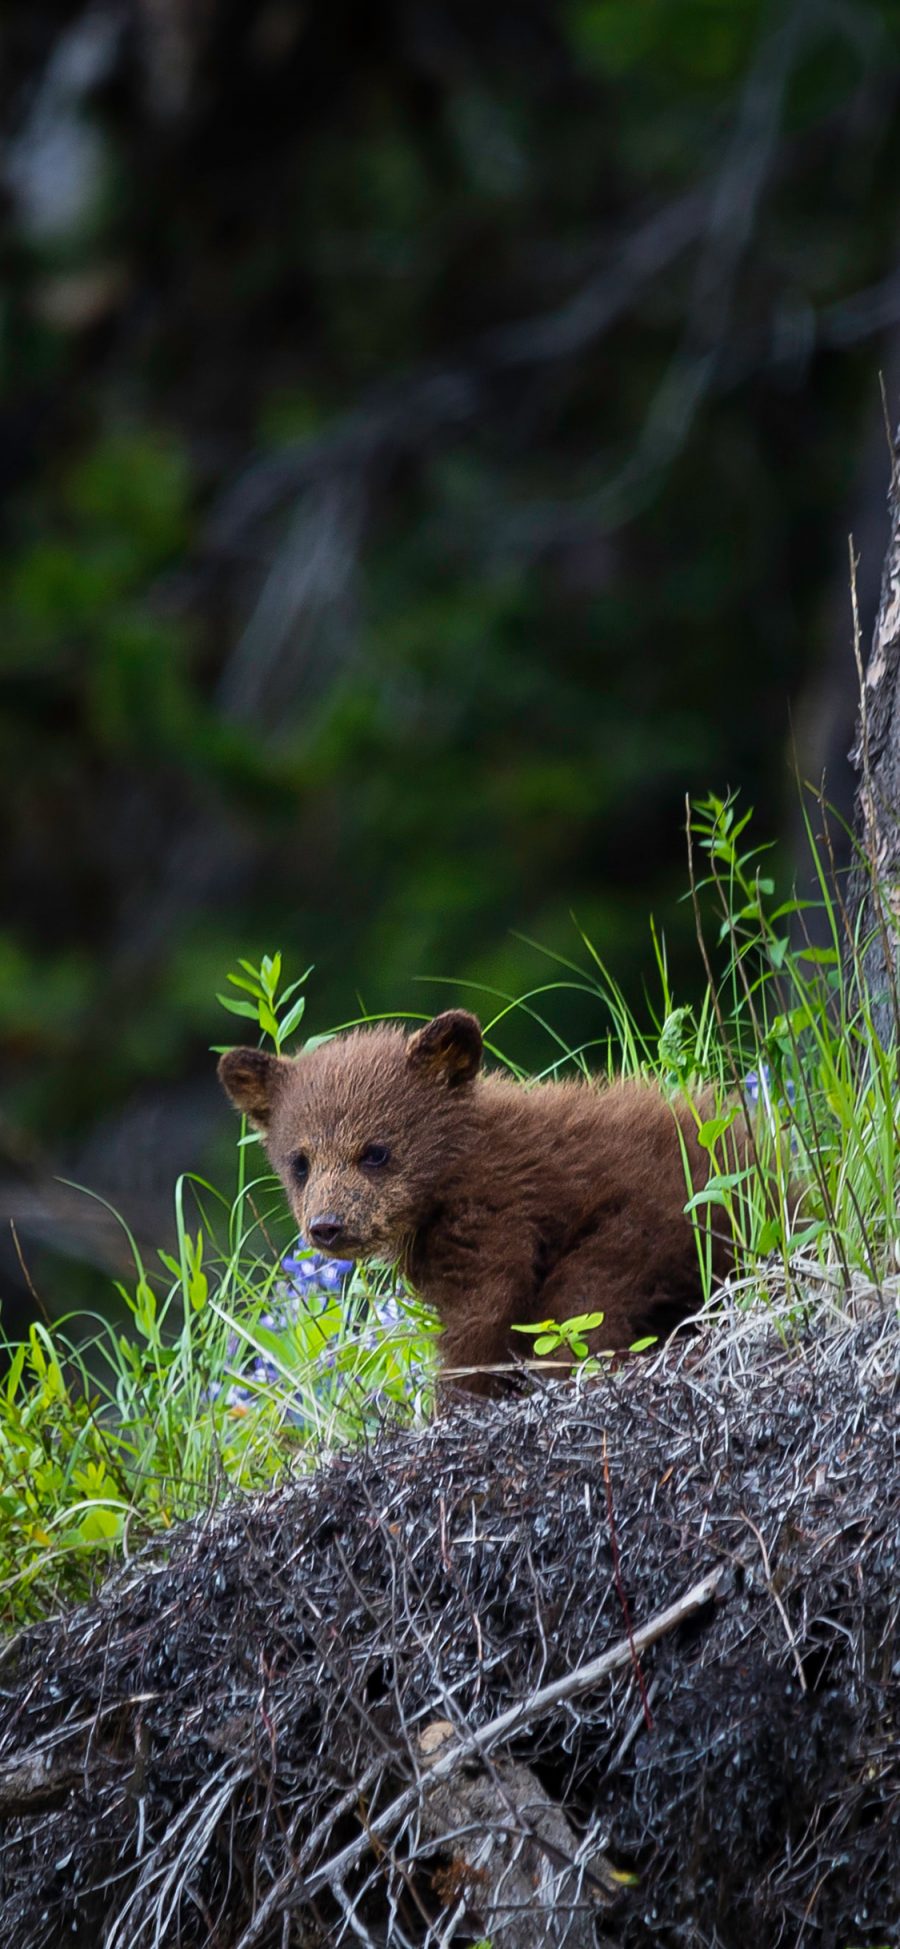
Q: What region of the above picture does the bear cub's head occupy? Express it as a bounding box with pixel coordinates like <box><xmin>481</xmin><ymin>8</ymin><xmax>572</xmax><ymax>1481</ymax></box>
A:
<box><xmin>218</xmin><ymin>1010</ymin><xmax>483</xmax><ymax>1264</ymax></box>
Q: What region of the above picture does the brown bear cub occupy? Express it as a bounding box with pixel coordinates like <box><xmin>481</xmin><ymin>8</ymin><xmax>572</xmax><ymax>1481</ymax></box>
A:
<box><xmin>218</xmin><ymin>1011</ymin><xmax>739</xmax><ymax>1397</ymax></box>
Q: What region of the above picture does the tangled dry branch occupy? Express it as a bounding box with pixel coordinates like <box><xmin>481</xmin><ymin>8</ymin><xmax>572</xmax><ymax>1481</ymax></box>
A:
<box><xmin>0</xmin><ymin>1299</ymin><xmax>897</xmax><ymax>1947</ymax></box>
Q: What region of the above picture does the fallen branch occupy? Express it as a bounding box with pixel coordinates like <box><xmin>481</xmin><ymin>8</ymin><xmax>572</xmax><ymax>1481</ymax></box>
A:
<box><xmin>0</xmin><ymin>1692</ymin><xmax>160</xmax><ymax>1816</ymax></box>
<box><xmin>234</xmin><ymin>1563</ymin><xmax>726</xmax><ymax>1946</ymax></box>
<box><xmin>0</xmin><ymin>1748</ymin><xmax>106</xmax><ymax>1816</ymax></box>
<box><xmin>416</xmin><ymin>1747</ymin><xmax>618</xmax><ymax>1948</ymax></box>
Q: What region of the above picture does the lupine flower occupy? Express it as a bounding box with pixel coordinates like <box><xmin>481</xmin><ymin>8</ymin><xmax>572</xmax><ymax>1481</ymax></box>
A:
<box><xmin>282</xmin><ymin>1249</ymin><xmax>355</xmax><ymax>1290</ymax></box>
<box><xmin>743</xmin><ymin>1064</ymin><xmax>796</xmax><ymax>1114</ymax></box>
<box><xmin>208</xmin><ymin>1236</ymin><xmax>417</xmax><ymax>1419</ymax></box>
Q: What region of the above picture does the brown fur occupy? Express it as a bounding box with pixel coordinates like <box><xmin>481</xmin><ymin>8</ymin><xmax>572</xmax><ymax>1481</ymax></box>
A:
<box><xmin>218</xmin><ymin>1011</ymin><xmax>739</xmax><ymax>1397</ymax></box>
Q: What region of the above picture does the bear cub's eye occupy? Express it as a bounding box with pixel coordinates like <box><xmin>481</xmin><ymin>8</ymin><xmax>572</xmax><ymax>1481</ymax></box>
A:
<box><xmin>360</xmin><ymin>1143</ymin><xmax>391</xmax><ymax>1169</ymax></box>
<box><xmin>290</xmin><ymin>1152</ymin><xmax>310</xmax><ymax>1186</ymax></box>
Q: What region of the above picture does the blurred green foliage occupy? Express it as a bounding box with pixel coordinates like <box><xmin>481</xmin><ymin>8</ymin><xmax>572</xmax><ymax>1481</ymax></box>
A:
<box><xmin>1</xmin><ymin>0</ymin><xmax>900</xmax><ymax>1306</ymax></box>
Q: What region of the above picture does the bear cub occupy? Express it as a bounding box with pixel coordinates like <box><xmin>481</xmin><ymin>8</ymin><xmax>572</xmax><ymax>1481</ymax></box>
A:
<box><xmin>218</xmin><ymin>1010</ymin><xmax>736</xmax><ymax>1396</ymax></box>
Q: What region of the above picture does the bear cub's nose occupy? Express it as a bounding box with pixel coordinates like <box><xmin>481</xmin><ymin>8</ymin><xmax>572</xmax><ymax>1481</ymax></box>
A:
<box><xmin>308</xmin><ymin>1214</ymin><xmax>346</xmax><ymax>1249</ymax></box>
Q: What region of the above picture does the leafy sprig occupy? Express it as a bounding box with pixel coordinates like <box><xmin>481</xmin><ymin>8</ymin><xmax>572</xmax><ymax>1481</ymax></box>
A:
<box><xmin>216</xmin><ymin>952</ymin><xmax>313</xmax><ymax>1053</ymax></box>
<box><xmin>512</xmin><ymin>1312</ymin><xmax>656</xmax><ymax>1361</ymax></box>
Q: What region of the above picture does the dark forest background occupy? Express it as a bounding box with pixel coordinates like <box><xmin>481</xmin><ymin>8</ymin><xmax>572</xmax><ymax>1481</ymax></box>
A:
<box><xmin>3</xmin><ymin>0</ymin><xmax>900</xmax><ymax>1322</ymax></box>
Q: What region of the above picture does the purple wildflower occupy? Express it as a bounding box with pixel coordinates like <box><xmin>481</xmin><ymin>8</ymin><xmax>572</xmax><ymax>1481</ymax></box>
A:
<box><xmin>282</xmin><ymin>1246</ymin><xmax>355</xmax><ymax>1289</ymax></box>
<box><xmin>744</xmin><ymin>1064</ymin><xmax>796</xmax><ymax>1113</ymax></box>
<box><xmin>315</xmin><ymin>1257</ymin><xmax>356</xmax><ymax>1291</ymax></box>
<box><xmin>206</xmin><ymin>1235</ymin><xmax>419</xmax><ymax>1423</ymax></box>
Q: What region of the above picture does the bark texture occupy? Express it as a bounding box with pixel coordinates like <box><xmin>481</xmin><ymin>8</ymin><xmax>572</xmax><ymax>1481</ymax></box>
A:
<box><xmin>849</xmin><ymin>433</ymin><xmax>900</xmax><ymax>1048</ymax></box>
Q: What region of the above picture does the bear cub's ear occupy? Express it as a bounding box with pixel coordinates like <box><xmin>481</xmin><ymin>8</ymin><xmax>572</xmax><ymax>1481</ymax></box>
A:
<box><xmin>217</xmin><ymin>1047</ymin><xmax>286</xmax><ymax>1129</ymax></box>
<box><xmin>406</xmin><ymin>1011</ymin><xmax>483</xmax><ymax>1087</ymax></box>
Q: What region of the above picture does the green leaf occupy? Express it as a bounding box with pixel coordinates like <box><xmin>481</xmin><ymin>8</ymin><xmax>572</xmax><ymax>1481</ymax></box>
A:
<box><xmin>658</xmin><ymin>1005</ymin><xmax>693</xmax><ymax>1067</ymax></box>
<box><xmin>533</xmin><ymin>1333</ymin><xmax>560</xmax><ymax>1356</ymax></box>
<box><xmin>133</xmin><ymin>1278</ymin><xmax>157</xmax><ymax>1337</ymax></box>
<box><xmin>279</xmin><ymin>966</ymin><xmax>314</xmax><ymax>1004</ymax></box>
<box><xmin>78</xmin><ymin>1504</ymin><xmax>123</xmax><ymax>1544</ymax></box>
<box><xmin>227</xmin><ymin>972</ymin><xmax>263</xmax><ymax>997</ymax></box>
<box><xmin>5</xmin><ymin>1344</ymin><xmax>25</xmax><ymax>1403</ymax></box>
<box><xmin>189</xmin><ymin>1269</ymin><xmax>208</xmax><ymax>1311</ymax></box>
<box><xmin>260</xmin><ymin>952</ymin><xmax>282</xmax><ymax>996</ymax></box>
<box><xmin>697</xmin><ymin>1109</ymin><xmax>738</xmax><ymax>1149</ymax></box>
<box><xmin>279</xmin><ymin>996</ymin><xmax>307</xmax><ymax>1040</ymax></box>
<box><xmin>628</xmin><ymin>1335</ymin><xmax>658</xmax><ymax>1353</ymax></box>
<box><xmin>770</xmin><ymin>899</ymin><xmax>817</xmax><ymax>919</ymax></box>
<box><xmin>786</xmin><ymin>1219</ymin><xmax>829</xmax><ymax>1251</ymax></box>
<box><xmin>216</xmin><ymin>994</ymin><xmax>260</xmax><ymax>1021</ymax></box>
<box><xmin>769</xmin><ymin>1005</ymin><xmax>813</xmax><ymax>1039</ymax></box>
<box><xmin>27</xmin><ymin>1331</ymin><xmax>46</xmax><ymax>1379</ymax></box>
<box><xmin>684</xmin><ymin>1171</ymin><xmax>748</xmax><ymax>1212</ymax></box>
<box><xmin>754</xmin><ymin>1217</ymin><xmax>782</xmax><ymax>1255</ymax></box>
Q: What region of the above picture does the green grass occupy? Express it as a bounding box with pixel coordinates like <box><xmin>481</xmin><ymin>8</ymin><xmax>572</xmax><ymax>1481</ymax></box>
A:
<box><xmin>1</xmin><ymin>791</ymin><xmax>898</xmax><ymax>1631</ymax></box>
<box><xmin>0</xmin><ymin>1185</ymin><xmax>439</xmax><ymax>1628</ymax></box>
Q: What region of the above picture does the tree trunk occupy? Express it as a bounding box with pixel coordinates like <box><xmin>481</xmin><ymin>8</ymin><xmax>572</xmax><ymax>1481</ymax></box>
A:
<box><xmin>848</xmin><ymin>427</ymin><xmax>900</xmax><ymax>1051</ymax></box>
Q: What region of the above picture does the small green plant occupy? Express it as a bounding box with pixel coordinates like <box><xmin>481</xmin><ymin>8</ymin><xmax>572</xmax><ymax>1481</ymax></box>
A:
<box><xmin>686</xmin><ymin>789</ymin><xmax>900</xmax><ymax>1293</ymax></box>
<box><xmin>216</xmin><ymin>951</ymin><xmax>313</xmax><ymax>1054</ymax></box>
<box><xmin>513</xmin><ymin>1309</ymin><xmax>607</xmax><ymax>1359</ymax></box>
<box><xmin>512</xmin><ymin>1312</ymin><xmax>657</xmax><ymax>1362</ymax></box>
